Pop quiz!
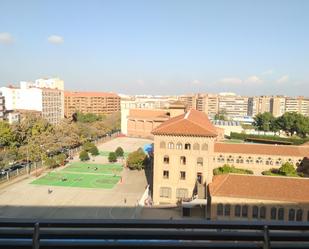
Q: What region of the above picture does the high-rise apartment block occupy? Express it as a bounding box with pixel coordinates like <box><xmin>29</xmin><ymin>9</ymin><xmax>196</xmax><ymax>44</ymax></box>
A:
<box><xmin>0</xmin><ymin>83</ymin><xmax>64</xmax><ymax>125</ymax></box>
<box><xmin>218</xmin><ymin>93</ymin><xmax>249</xmax><ymax>118</ymax></box>
<box><xmin>64</xmin><ymin>91</ymin><xmax>120</xmax><ymax>118</ymax></box>
<box><xmin>21</xmin><ymin>78</ymin><xmax>64</xmax><ymax>90</ymax></box>
<box><xmin>270</xmin><ymin>96</ymin><xmax>286</xmax><ymax>117</ymax></box>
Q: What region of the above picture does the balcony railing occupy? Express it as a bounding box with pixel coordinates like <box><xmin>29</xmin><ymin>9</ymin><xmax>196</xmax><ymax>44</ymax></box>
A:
<box><xmin>0</xmin><ymin>219</ymin><xmax>309</xmax><ymax>249</ymax></box>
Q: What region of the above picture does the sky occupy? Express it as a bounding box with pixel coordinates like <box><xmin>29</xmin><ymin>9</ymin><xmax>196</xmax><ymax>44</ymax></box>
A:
<box><xmin>0</xmin><ymin>0</ymin><xmax>309</xmax><ymax>96</ymax></box>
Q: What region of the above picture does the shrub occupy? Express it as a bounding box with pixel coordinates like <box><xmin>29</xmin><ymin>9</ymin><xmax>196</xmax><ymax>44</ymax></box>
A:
<box><xmin>83</xmin><ymin>141</ymin><xmax>95</xmax><ymax>152</ymax></box>
<box><xmin>79</xmin><ymin>150</ymin><xmax>90</xmax><ymax>161</ymax></box>
<box><xmin>45</xmin><ymin>158</ymin><xmax>58</xmax><ymax>168</ymax></box>
<box><xmin>108</xmin><ymin>152</ymin><xmax>117</xmax><ymax>162</ymax></box>
<box><xmin>278</xmin><ymin>162</ymin><xmax>297</xmax><ymax>176</ymax></box>
<box><xmin>54</xmin><ymin>153</ymin><xmax>67</xmax><ymax>166</ymax></box>
<box><xmin>89</xmin><ymin>146</ymin><xmax>99</xmax><ymax>156</ymax></box>
<box><xmin>115</xmin><ymin>147</ymin><xmax>124</xmax><ymax>157</ymax></box>
<box><xmin>213</xmin><ymin>164</ymin><xmax>253</xmax><ymax>175</ymax></box>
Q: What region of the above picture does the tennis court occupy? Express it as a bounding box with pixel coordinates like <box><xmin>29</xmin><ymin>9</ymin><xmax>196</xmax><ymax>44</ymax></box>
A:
<box><xmin>31</xmin><ymin>162</ymin><xmax>123</xmax><ymax>189</ymax></box>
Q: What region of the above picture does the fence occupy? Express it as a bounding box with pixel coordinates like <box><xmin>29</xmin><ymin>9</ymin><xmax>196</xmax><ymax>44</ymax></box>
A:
<box><xmin>0</xmin><ymin>219</ymin><xmax>309</xmax><ymax>249</ymax></box>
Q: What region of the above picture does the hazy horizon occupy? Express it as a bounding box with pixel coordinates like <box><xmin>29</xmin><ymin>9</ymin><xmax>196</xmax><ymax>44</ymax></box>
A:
<box><xmin>1</xmin><ymin>0</ymin><xmax>308</xmax><ymax>96</ymax></box>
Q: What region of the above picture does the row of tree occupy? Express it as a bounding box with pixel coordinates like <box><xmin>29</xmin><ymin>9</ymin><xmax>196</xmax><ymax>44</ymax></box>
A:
<box><xmin>0</xmin><ymin>112</ymin><xmax>120</xmax><ymax>169</ymax></box>
<box><xmin>253</xmin><ymin>112</ymin><xmax>309</xmax><ymax>138</ymax></box>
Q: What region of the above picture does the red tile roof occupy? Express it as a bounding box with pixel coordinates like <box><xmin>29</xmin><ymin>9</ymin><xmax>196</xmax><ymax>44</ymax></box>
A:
<box><xmin>209</xmin><ymin>174</ymin><xmax>309</xmax><ymax>203</ymax></box>
<box><xmin>152</xmin><ymin>109</ymin><xmax>217</xmax><ymax>137</ymax></box>
<box><xmin>64</xmin><ymin>91</ymin><xmax>119</xmax><ymax>98</ymax></box>
<box><xmin>128</xmin><ymin>109</ymin><xmax>170</xmax><ymax>119</ymax></box>
<box><xmin>214</xmin><ymin>142</ymin><xmax>309</xmax><ymax>157</ymax></box>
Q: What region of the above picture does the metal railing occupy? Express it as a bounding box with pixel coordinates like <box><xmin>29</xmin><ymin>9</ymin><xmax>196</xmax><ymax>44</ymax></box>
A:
<box><xmin>0</xmin><ymin>219</ymin><xmax>309</xmax><ymax>249</ymax></box>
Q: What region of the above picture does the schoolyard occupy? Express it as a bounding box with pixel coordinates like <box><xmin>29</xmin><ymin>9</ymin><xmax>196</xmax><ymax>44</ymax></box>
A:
<box><xmin>0</xmin><ymin>137</ymin><xmax>152</xmax><ymax>219</ymax></box>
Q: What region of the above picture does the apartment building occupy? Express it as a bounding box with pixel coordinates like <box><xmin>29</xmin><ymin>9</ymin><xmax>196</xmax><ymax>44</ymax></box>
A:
<box><xmin>0</xmin><ymin>85</ymin><xmax>64</xmax><ymax>125</ymax></box>
<box><xmin>64</xmin><ymin>91</ymin><xmax>120</xmax><ymax>118</ymax></box>
<box><xmin>270</xmin><ymin>96</ymin><xmax>286</xmax><ymax>117</ymax></box>
<box><xmin>218</xmin><ymin>93</ymin><xmax>249</xmax><ymax>118</ymax></box>
<box><xmin>248</xmin><ymin>96</ymin><xmax>271</xmax><ymax>116</ymax></box>
<box><xmin>21</xmin><ymin>78</ymin><xmax>64</xmax><ymax>91</ymax></box>
<box><xmin>285</xmin><ymin>96</ymin><xmax>309</xmax><ymax>116</ymax></box>
<box><xmin>0</xmin><ymin>91</ymin><xmax>4</xmax><ymax>121</ymax></box>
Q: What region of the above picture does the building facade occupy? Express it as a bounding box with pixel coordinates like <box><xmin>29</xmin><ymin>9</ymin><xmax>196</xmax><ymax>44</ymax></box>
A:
<box><xmin>64</xmin><ymin>91</ymin><xmax>120</xmax><ymax>118</ymax></box>
<box><xmin>0</xmin><ymin>91</ymin><xmax>5</xmax><ymax>121</ymax></box>
<box><xmin>0</xmin><ymin>85</ymin><xmax>64</xmax><ymax>125</ymax></box>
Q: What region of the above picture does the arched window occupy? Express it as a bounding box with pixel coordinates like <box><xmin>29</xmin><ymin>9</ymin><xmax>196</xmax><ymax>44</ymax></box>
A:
<box><xmin>184</xmin><ymin>143</ymin><xmax>191</xmax><ymax>150</ymax></box>
<box><xmin>266</xmin><ymin>157</ymin><xmax>273</xmax><ymax>165</ymax></box>
<box><xmin>288</xmin><ymin>209</ymin><xmax>295</xmax><ymax>221</ymax></box>
<box><xmin>278</xmin><ymin>208</ymin><xmax>284</xmax><ymax>220</ymax></box>
<box><xmin>227</xmin><ymin>155</ymin><xmax>234</xmax><ymax>163</ymax></box>
<box><xmin>246</xmin><ymin>156</ymin><xmax>253</xmax><ymax>164</ymax></box>
<box><xmin>193</xmin><ymin>143</ymin><xmax>200</xmax><ymax>150</ymax></box>
<box><xmin>256</xmin><ymin>157</ymin><xmax>263</xmax><ymax>164</ymax></box>
<box><xmin>287</xmin><ymin>158</ymin><xmax>293</xmax><ymax>164</ymax></box>
<box><xmin>252</xmin><ymin>206</ymin><xmax>259</xmax><ymax>219</ymax></box>
<box><xmin>242</xmin><ymin>205</ymin><xmax>248</xmax><ymax>217</ymax></box>
<box><xmin>224</xmin><ymin>204</ymin><xmax>231</xmax><ymax>216</ymax></box>
<box><xmin>180</xmin><ymin>156</ymin><xmax>186</xmax><ymax>165</ymax></box>
<box><xmin>217</xmin><ymin>155</ymin><xmax>225</xmax><ymax>163</ymax></box>
<box><xmin>296</xmin><ymin>159</ymin><xmax>302</xmax><ymax>166</ymax></box>
<box><xmin>236</xmin><ymin>156</ymin><xmax>243</xmax><ymax>164</ymax></box>
<box><xmin>276</xmin><ymin>158</ymin><xmax>282</xmax><ymax>166</ymax></box>
<box><xmin>296</xmin><ymin>209</ymin><xmax>303</xmax><ymax>222</ymax></box>
<box><xmin>197</xmin><ymin>157</ymin><xmax>203</xmax><ymax>166</ymax></box>
<box><xmin>271</xmin><ymin>207</ymin><xmax>277</xmax><ymax>220</ymax></box>
<box><xmin>163</xmin><ymin>155</ymin><xmax>169</xmax><ymax>164</ymax></box>
<box><xmin>160</xmin><ymin>141</ymin><xmax>166</xmax><ymax>149</ymax></box>
<box><xmin>168</xmin><ymin>142</ymin><xmax>174</xmax><ymax>149</ymax></box>
<box><xmin>176</xmin><ymin>142</ymin><xmax>182</xmax><ymax>150</ymax></box>
<box><xmin>260</xmin><ymin>206</ymin><xmax>266</xmax><ymax>219</ymax></box>
<box><xmin>217</xmin><ymin>204</ymin><xmax>223</xmax><ymax>216</ymax></box>
<box><xmin>201</xmin><ymin>143</ymin><xmax>208</xmax><ymax>151</ymax></box>
<box><xmin>235</xmin><ymin>205</ymin><xmax>241</xmax><ymax>217</ymax></box>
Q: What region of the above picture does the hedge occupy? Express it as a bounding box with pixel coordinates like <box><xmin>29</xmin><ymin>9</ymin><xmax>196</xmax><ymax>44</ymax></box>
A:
<box><xmin>229</xmin><ymin>132</ymin><xmax>309</xmax><ymax>145</ymax></box>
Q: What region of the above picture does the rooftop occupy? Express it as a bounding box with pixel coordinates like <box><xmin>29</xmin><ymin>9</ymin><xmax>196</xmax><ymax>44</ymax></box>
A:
<box><xmin>214</xmin><ymin>142</ymin><xmax>309</xmax><ymax>157</ymax></box>
<box><xmin>152</xmin><ymin>109</ymin><xmax>217</xmax><ymax>137</ymax></box>
<box><xmin>209</xmin><ymin>174</ymin><xmax>309</xmax><ymax>203</ymax></box>
<box><xmin>64</xmin><ymin>91</ymin><xmax>119</xmax><ymax>98</ymax></box>
<box><xmin>128</xmin><ymin>109</ymin><xmax>170</xmax><ymax>119</ymax></box>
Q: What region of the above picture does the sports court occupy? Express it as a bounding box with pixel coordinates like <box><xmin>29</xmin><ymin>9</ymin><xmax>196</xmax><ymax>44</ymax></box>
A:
<box><xmin>31</xmin><ymin>162</ymin><xmax>123</xmax><ymax>189</ymax></box>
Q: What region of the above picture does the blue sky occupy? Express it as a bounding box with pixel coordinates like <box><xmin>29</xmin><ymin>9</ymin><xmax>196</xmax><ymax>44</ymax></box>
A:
<box><xmin>0</xmin><ymin>0</ymin><xmax>308</xmax><ymax>95</ymax></box>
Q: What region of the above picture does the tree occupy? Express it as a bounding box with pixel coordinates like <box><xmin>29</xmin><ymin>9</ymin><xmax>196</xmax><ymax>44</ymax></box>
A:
<box><xmin>253</xmin><ymin>112</ymin><xmax>276</xmax><ymax>132</ymax></box>
<box><xmin>79</xmin><ymin>150</ymin><xmax>90</xmax><ymax>161</ymax></box>
<box><xmin>83</xmin><ymin>141</ymin><xmax>95</xmax><ymax>152</ymax></box>
<box><xmin>54</xmin><ymin>153</ymin><xmax>67</xmax><ymax>166</ymax></box>
<box><xmin>108</xmin><ymin>152</ymin><xmax>117</xmax><ymax>162</ymax></box>
<box><xmin>115</xmin><ymin>147</ymin><xmax>124</xmax><ymax>157</ymax></box>
<box><xmin>278</xmin><ymin>162</ymin><xmax>297</xmax><ymax>176</ymax></box>
<box><xmin>126</xmin><ymin>149</ymin><xmax>147</xmax><ymax>170</ymax></box>
<box><xmin>89</xmin><ymin>146</ymin><xmax>99</xmax><ymax>156</ymax></box>
<box><xmin>76</xmin><ymin>112</ymin><xmax>103</xmax><ymax>123</ymax></box>
<box><xmin>214</xmin><ymin>110</ymin><xmax>227</xmax><ymax>121</ymax></box>
<box><xmin>45</xmin><ymin>158</ymin><xmax>58</xmax><ymax>168</ymax></box>
<box><xmin>0</xmin><ymin>121</ymin><xmax>14</xmax><ymax>146</ymax></box>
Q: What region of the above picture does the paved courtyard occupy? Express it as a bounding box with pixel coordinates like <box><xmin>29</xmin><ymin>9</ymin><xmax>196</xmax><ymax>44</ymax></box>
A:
<box><xmin>0</xmin><ymin>137</ymin><xmax>152</xmax><ymax>219</ymax></box>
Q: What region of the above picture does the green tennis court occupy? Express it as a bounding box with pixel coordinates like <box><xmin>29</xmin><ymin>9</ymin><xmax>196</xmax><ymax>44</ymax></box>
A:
<box><xmin>99</xmin><ymin>151</ymin><xmax>129</xmax><ymax>158</ymax></box>
<box><xmin>32</xmin><ymin>172</ymin><xmax>121</xmax><ymax>189</ymax></box>
<box><xmin>63</xmin><ymin>162</ymin><xmax>123</xmax><ymax>174</ymax></box>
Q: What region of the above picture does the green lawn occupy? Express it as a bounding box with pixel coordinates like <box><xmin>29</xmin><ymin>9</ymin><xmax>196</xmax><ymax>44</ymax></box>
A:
<box><xmin>32</xmin><ymin>172</ymin><xmax>120</xmax><ymax>189</ymax></box>
<box><xmin>99</xmin><ymin>151</ymin><xmax>129</xmax><ymax>158</ymax></box>
<box><xmin>63</xmin><ymin>162</ymin><xmax>123</xmax><ymax>175</ymax></box>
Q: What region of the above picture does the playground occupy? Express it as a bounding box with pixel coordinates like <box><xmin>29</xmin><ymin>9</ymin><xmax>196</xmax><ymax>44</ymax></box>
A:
<box><xmin>32</xmin><ymin>162</ymin><xmax>123</xmax><ymax>189</ymax></box>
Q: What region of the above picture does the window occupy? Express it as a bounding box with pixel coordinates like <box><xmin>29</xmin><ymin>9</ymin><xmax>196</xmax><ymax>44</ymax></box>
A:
<box><xmin>260</xmin><ymin>206</ymin><xmax>266</xmax><ymax>219</ymax></box>
<box><xmin>266</xmin><ymin>158</ymin><xmax>273</xmax><ymax>165</ymax></box>
<box><xmin>271</xmin><ymin>207</ymin><xmax>277</xmax><ymax>220</ymax></box>
<box><xmin>246</xmin><ymin>157</ymin><xmax>253</xmax><ymax>164</ymax></box>
<box><xmin>193</xmin><ymin>143</ymin><xmax>200</xmax><ymax>150</ymax></box>
<box><xmin>168</xmin><ymin>142</ymin><xmax>174</xmax><ymax>149</ymax></box>
<box><xmin>227</xmin><ymin>155</ymin><xmax>234</xmax><ymax>163</ymax></box>
<box><xmin>201</xmin><ymin>143</ymin><xmax>208</xmax><ymax>151</ymax></box>
<box><xmin>176</xmin><ymin>188</ymin><xmax>188</xmax><ymax>199</ymax></box>
<box><xmin>184</xmin><ymin>143</ymin><xmax>191</xmax><ymax>150</ymax></box>
<box><xmin>160</xmin><ymin>141</ymin><xmax>166</xmax><ymax>149</ymax></box>
<box><xmin>163</xmin><ymin>155</ymin><xmax>169</xmax><ymax>164</ymax></box>
<box><xmin>180</xmin><ymin>171</ymin><xmax>186</xmax><ymax>180</ymax></box>
<box><xmin>296</xmin><ymin>209</ymin><xmax>303</xmax><ymax>222</ymax></box>
<box><xmin>224</xmin><ymin>204</ymin><xmax>231</xmax><ymax>216</ymax></box>
<box><xmin>163</xmin><ymin>170</ymin><xmax>169</xmax><ymax>179</ymax></box>
<box><xmin>236</xmin><ymin>156</ymin><xmax>243</xmax><ymax>164</ymax></box>
<box><xmin>176</xmin><ymin>142</ymin><xmax>182</xmax><ymax>150</ymax></box>
<box><xmin>289</xmin><ymin>209</ymin><xmax>295</xmax><ymax>221</ymax></box>
<box><xmin>278</xmin><ymin>208</ymin><xmax>284</xmax><ymax>220</ymax></box>
<box><xmin>197</xmin><ymin>157</ymin><xmax>203</xmax><ymax>166</ymax></box>
<box><xmin>159</xmin><ymin>187</ymin><xmax>171</xmax><ymax>198</ymax></box>
<box><xmin>180</xmin><ymin>156</ymin><xmax>186</xmax><ymax>165</ymax></box>
<box><xmin>235</xmin><ymin>205</ymin><xmax>241</xmax><ymax>217</ymax></box>
<box><xmin>252</xmin><ymin>206</ymin><xmax>259</xmax><ymax>219</ymax></box>
<box><xmin>217</xmin><ymin>204</ymin><xmax>223</xmax><ymax>216</ymax></box>
<box><xmin>256</xmin><ymin>157</ymin><xmax>263</xmax><ymax>164</ymax></box>
<box><xmin>217</xmin><ymin>155</ymin><xmax>225</xmax><ymax>163</ymax></box>
<box><xmin>276</xmin><ymin>158</ymin><xmax>282</xmax><ymax>166</ymax></box>
<box><xmin>242</xmin><ymin>205</ymin><xmax>248</xmax><ymax>217</ymax></box>
<box><xmin>197</xmin><ymin>173</ymin><xmax>202</xmax><ymax>184</ymax></box>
